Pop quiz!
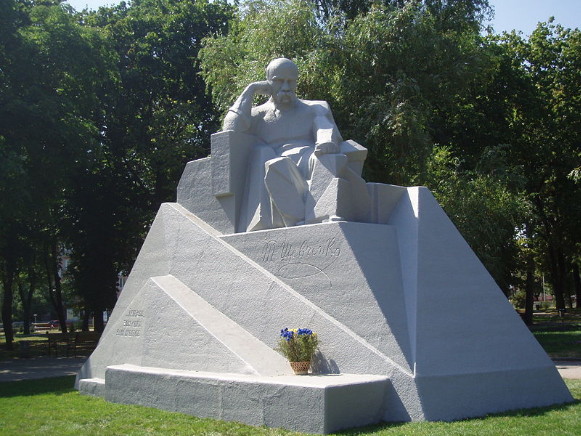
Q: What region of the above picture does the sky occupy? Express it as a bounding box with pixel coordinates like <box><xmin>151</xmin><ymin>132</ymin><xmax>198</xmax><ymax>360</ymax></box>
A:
<box><xmin>485</xmin><ymin>0</ymin><xmax>580</xmax><ymax>35</ymax></box>
<box><xmin>64</xmin><ymin>0</ymin><xmax>580</xmax><ymax>36</ymax></box>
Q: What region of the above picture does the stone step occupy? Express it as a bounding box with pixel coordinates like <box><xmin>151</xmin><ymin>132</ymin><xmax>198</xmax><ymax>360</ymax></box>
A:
<box><xmin>103</xmin><ymin>364</ymin><xmax>389</xmax><ymax>434</ymax></box>
<box><xmin>78</xmin><ymin>377</ymin><xmax>105</xmax><ymax>397</ymax></box>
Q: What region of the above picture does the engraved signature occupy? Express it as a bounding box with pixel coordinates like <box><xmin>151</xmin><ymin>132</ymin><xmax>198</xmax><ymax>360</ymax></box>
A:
<box><xmin>262</xmin><ymin>237</ymin><xmax>341</xmax><ymax>262</ymax></box>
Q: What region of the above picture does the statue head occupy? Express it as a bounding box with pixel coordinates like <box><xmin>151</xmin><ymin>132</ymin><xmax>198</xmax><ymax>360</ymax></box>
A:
<box><xmin>266</xmin><ymin>58</ymin><xmax>298</xmax><ymax>107</ymax></box>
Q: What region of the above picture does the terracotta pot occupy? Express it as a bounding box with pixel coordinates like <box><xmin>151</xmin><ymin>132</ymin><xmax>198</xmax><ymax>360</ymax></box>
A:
<box><xmin>290</xmin><ymin>361</ymin><xmax>310</xmax><ymax>375</ymax></box>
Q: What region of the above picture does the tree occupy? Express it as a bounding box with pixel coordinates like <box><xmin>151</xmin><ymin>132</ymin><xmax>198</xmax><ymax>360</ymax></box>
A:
<box><xmin>423</xmin><ymin>146</ymin><xmax>527</xmax><ymax>295</ymax></box>
<box><xmin>1</xmin><ymin>0</ymin><xmax>118</xmax><ymax>338</ymax></box>
<box><xmin>494</xmin><ymin>23</ymin><xmax>581</xmax><ymax>309</ymax></box>
<box><xmin>1</xmin><ymin>0</ymin><xmax>234</xmax><ymax>337</ymax></box>
<box><xmin>312</xmin><ymin>0</ymin><xmax>491</xmax><ymax>25</ymax></box>
<box><xmin>63</xmin><ymin>0</ymin><xmax>234</xmax><ymax>331</ymax></box>
<box><xmin>0</xmin><ymin>0</ymin><xmax>50</xmax><ymax>346</ymax></box>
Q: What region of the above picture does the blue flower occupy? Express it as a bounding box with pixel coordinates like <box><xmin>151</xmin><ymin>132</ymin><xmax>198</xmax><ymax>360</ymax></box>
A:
<box><xmin>280</xmin><ymin>328</ymin><xmax>294</xmax><ymax>341</ymax></box>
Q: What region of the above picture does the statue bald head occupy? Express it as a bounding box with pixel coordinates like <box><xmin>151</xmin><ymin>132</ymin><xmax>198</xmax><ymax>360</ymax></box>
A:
<box><xmin>265</xmin><ymin>58</ymin><xmax>298</xmax><ymax>108</ymax></box>
<box><xmin>266</xmin><ymin>58</ymin><xmax>298</xmax><ymax>81</ymax></box>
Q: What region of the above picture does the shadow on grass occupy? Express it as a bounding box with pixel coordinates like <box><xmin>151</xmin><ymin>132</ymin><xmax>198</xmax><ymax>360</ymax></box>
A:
<box><xmin>0</xmin><ymin>340</ymin><xmax>50</xmax><ymax>361</ymax></box>
<box><xmin>0</xmin><ymin>375</ymin><xmax>75</xmax><ymax>398</ymax></box>
<box><xmin>334</xmin><ymin>399</ymin><xmax>581</xmax><ymax>435</ymax></box>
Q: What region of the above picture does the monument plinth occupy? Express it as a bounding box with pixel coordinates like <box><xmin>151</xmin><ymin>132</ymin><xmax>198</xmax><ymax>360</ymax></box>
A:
<box><xmin>76</xmin><ymin>58</ymin><xmax>572</xmax><ymax>434</ymax></box>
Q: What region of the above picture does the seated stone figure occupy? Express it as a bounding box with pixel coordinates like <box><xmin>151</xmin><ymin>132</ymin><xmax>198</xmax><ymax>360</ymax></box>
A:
<box><xmin>223</xmin><ymin>58</ymin><xmax>370</xmax><ymax>232</ymax></box>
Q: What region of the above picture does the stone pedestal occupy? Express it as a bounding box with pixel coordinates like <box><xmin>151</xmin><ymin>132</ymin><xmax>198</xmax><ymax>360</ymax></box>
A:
<box><xmin>76</xmin><ymin>185</ymin><xmax>572</xmax><ymax>432</ymax></box>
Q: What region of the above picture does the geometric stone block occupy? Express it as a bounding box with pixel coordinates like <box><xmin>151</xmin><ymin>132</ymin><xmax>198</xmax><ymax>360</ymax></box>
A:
<box><xmin>177</xmin><ymin>132</ymin><xmax>254</xmax><ymax>234</ymax></box>
<box><xmin>77</xmin><ymin>273</ymin><xmax>290</xmax><ymax>382</ymax></box>
<box><xmin>177</xmin><ymin>157</ymin><xmax>238</xmax><ymax>233</ymax></box>
<box><xmin>225</xmin><ymin>189</ymin><xmax>574</xmax><ymax>421</ymax></box>
<box><xmin>105</xmin><ymin>364</ymin><xmax>390</xmax><ymax>434</ymax></box>
<box><xmin>367</xmin><ymin>183</ymin><xmax>407</xmax><ymax>224</ymax></box>
<box><xmin>385</xmin><ymin>187</ymin><xmax>573</xmax><ymax>419</ymax></box>
<box><xmin>340</xmin><ymin>139</ymin><xmax>368</xmax><ymax>175</ymax></box>
<box><xmin>77</xmin><ymin>190</ymin><xmax>573</xmax><ymax>430</ymax></box>
<box><xmin>222</xmin><ymin>222</ymin><xmax>415</xmax><ymax>377</ymax></box>
<box><xmin>78</xmin><ymin>378</ymin><xmax>105</xmax><ymax>397</ymax></box>
<box><xmin>210</xmin><ymin>131</ymin><xmax>253</xmax><ymax>198</ymax></box>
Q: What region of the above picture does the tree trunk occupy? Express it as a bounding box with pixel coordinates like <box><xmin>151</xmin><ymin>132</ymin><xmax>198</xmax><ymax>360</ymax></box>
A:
<box><xmin>533</xmin><ymin>196</ymin><xmax>567</xmax><ymax>310</ymax></box>
<box><xmin>523</xmin><ymin>250</ymin><xmax>535</xmax><ymax>326</ymax></box>
<box><xmin>17</xmin><ymin>281</ymin><xmax>30</xmax><ymax>335</ymax></box>
<box><xmin>547</xmin><ymin>242</ymin><xmax>567</xmax><ymax>310</ymax></box>
<box><xmin>82</xmin><ymin>308</ymin><xmax>90</xmax><ymax>332</ymax></box>
<box><xmin>1</xmin><ymin>262</ymin><xmax>17</xmax><ymax>350</ymax></box>
<box><xmin>565</xmin><ymin>272</ymin><xmax>574</xmax><ymax>309</ymax></box>
<box><xmin>26</xmin><ymin>271</ymin><xmax>36</xmax><ymax>331</ymax></box>
<box><xmin>16</xmin><ymin>265</ymin><xmax>37</xmax><ymax>335</ymax></box>
<box><xmin>573</xmin><ymin>263</ymin><xmax>581</xmax><ymax>309</ymax></box>
<box><xmin>94</xmin><ymin>310</ymin><xmax>105</xmax><ymax>333</ymax></box>
<box><xmin>44</xmin><ymin>242</ymin><xmax>68</xmax><ymax>334</ymax></box>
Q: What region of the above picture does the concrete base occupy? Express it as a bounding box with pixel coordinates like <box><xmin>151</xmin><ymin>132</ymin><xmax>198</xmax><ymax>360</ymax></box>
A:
<box><xmin>78</xmin><ymin>377</ymin><xmax>106</xmax><ymax>397</ymax></box>
<box><xmin>102</xmin><ymin>364</ymin><xmax>389</xmax><ymax>434</ymax></box>
<box><xmin>77</xmin><ymin>184</ymin><xmax>573</xmax><ymax>430</ymax></box>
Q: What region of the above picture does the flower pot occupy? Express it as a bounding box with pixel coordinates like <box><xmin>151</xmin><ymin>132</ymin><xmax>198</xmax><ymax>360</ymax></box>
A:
<box><xmin>290</xmin><ymin>361</ymin><xmax>310</xmax><ymax>375</ymax></box>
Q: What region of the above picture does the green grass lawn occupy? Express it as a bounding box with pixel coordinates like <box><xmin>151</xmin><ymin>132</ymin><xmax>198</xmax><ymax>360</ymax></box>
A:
<box><xmin>532</xmin><ymin>308</ymin><xmax>581</xmax><ymax>326</ymax></box>
<box><xmin>528</xmin><ymin>308</ymin><xmax>581</xmax><ymax>359</ymax></box>
<box><xmin>532</xmin><ymin>328</ymin><xmax>581</xmax><ymax>359</ymax></box>
<box><xmin>0</xmin><ymin>376</ymin><xmax>579</xmax><ymax>436</ymax></box>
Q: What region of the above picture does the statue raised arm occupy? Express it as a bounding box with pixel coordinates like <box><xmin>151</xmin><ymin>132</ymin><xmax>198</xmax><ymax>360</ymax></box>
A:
<box><xmin>223</xmin><ymin>80</ymin><xmax>272</xmax><ymax>132</ymax></box>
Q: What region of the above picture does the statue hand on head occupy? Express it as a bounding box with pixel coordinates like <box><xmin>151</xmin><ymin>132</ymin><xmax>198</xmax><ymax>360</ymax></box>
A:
<box><xmin>249</xmin><ymin>80</ymin><xmax>274</xmax><ymax>96</ymax></box>
<box><xmin>314</xmin><ymin>142</ymin><xmax>340</xmax><ymax>156</ymax></box>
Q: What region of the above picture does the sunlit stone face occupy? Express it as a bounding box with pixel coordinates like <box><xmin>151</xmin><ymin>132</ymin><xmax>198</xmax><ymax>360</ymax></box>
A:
<box><xmin>266</xmin><ymin>59</ymin><xmax>298</xmax><ymax>107</ymax></box>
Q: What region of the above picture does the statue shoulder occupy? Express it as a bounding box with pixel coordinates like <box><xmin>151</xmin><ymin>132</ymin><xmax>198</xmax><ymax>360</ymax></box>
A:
<box><xmin>300</xmin><ymin>99</ymin><xmax>332</xmax><ymax>116</ymax></box>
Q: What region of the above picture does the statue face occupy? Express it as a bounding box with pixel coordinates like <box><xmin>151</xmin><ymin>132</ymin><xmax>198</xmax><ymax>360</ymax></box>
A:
<box><xmin>267</xmin><ymin>63</ymin><xmax>298</xmax><ymax>107</ymax></box>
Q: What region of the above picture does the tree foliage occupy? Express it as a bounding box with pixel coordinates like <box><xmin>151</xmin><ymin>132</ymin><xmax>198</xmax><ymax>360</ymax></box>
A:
<box><xmin>1</xmin><ymin>0</ymin><xmax>112</xmax><ymax>343</ymax></box>
<box><xmin>495</xmin><ymin>23</ymin><xmax>581</xmax><ymax>308</ymax></box>
<box><xmin>1</xmin><ymin>0</ymin><xmax>580</xmax><ymax>345</ymax></box>
<box><xmin>200</xmin><ymin>0</ymin><xmax>493</xmax><ymax>185</ymax></box>
<box><xmin>0</xmin><ymin>0</ymin><xmax>233</xmax><ymax>338</ymax></box>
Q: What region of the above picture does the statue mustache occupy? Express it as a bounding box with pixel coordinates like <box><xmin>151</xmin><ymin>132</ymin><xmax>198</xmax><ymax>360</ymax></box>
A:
<box><xmin>275</xmin><ymin>90</ymin><xmax>295</xmax><ymax>100</ymax></box>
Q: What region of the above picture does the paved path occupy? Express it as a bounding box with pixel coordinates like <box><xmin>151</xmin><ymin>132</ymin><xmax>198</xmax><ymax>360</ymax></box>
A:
<box><xmin>0</xmin><ymin>357</ymin><xmax>579</xmax><ymax>383</ymax></box>
<box><xmin>554</xmin><ymin>360</ymin><xmax>581</xmax><ymax>380</ymax></box>
<box><xmin>0</xmin><ymin>356</ymin><xmax>86</xmax><ymax>382</ymax></box>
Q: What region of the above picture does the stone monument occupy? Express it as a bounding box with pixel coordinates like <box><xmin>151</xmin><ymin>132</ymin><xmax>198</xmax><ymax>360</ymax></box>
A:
<box><xmin>76</xmin><ymin>58</ymin><xmax>572</xmax><ymax>434</ymax></box>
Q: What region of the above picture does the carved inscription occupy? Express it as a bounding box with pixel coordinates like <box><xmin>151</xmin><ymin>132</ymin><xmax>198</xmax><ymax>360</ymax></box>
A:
<box><xmin>261</xmin><ymin>237</ymin><xmax>341</xmax><ymax>262</ymax></box>
<box><xmin>116</xmin><ymin>308</ymin><xmax>144</xmax><ymax>337</ymax></box>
